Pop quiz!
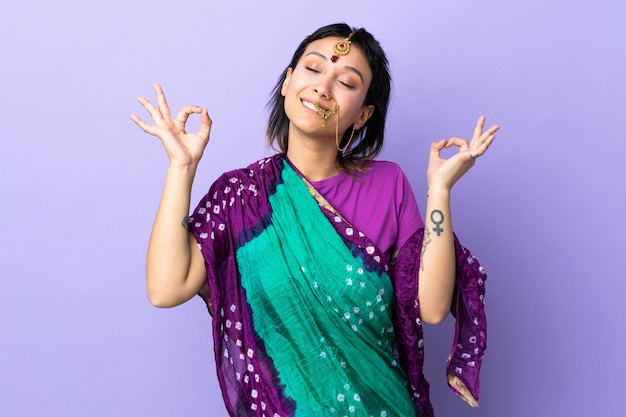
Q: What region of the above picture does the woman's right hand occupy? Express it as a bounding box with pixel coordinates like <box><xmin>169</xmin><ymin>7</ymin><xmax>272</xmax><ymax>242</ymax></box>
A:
<box><xmin>130</xmin><ymin>83</ymin><xmax>212</xmax><ymax>167</ymax></box>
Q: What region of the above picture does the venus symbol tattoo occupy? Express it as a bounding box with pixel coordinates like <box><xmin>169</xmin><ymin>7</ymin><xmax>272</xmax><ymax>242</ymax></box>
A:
<box><xmin>430</xmin><ymin>210</ymin><xmax>444</xmax><ymax>236</ymax></box>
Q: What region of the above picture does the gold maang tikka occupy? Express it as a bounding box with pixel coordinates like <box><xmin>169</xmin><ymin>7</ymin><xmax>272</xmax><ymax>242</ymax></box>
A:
<box><xmin>331</xmin><ymin>32</ymin><xmax>355</xmax><ymax>63</ymax></box>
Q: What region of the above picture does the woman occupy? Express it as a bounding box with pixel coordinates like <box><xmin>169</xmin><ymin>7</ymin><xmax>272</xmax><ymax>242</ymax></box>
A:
<box><xmin>131</xmin><ymin>23</ymin><xmax>498</xmax><ymax>417</ymax></box>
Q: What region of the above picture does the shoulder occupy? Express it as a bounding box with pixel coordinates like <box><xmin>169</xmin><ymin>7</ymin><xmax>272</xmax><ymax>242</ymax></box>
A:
<box><xmin>210</xmin><ymin>154</ymin><xmax>284</xmax><ymax>192</ymax></box>
<box><xmin>363</xmin><ymin>159</ymin><xmax>403</xmax><ymax>173</ymax></box>
<box><xmin>215</xmin><ymin>154</ymin><xmax>283</xmax><ymax>182</ymax></box>
<box><xmin>358</xmin><ymin>160</ymin><xmax>416</xmax><ymax>203</ymax></box>
<box><xmin>356</xmin><ymin>159</ymin><xmax>407</xmax><ymax>184</ymax></box>
<box><xmin>202</xmin><ymin>154</ymin><xmax>283</xmax><ymax>218</ymax></box>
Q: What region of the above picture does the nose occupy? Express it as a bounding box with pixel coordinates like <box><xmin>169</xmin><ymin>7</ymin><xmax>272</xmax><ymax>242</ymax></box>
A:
<box><xmin>313</xmin><ymin>76</ymin><xmax>333</xmax><ymax>98</ymax></box>
<box><xmin>313</xmin><ymin>88</ymin><xmax>332</xmax><ymax>100</ymax></box>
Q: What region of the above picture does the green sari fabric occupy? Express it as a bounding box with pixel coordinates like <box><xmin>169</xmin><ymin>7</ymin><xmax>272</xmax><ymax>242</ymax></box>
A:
<box><xmin>236</xmin><ymin>163</ymin><xmax>416</xmax><ymax>416</ymax></box>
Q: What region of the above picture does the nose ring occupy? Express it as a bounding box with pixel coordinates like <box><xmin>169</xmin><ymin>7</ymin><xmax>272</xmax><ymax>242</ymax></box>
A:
<box><xmin>314</xmin><ymin>95</ymin><xmax>338</xmax><ymax>127</ymax></box>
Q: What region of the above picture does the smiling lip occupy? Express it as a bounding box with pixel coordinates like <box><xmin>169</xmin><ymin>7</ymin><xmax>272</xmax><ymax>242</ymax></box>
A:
<box><xmin>301</xmin><ymin>98</ymin><xmax>328</xmax><ymax>112</ymax></box>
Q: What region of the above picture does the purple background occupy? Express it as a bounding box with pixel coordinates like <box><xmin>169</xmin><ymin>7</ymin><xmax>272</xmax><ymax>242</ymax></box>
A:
<box><xmin>1</xmin><ymin>1</ymin><xmax>624</xmax><ymax>416</ymax></box>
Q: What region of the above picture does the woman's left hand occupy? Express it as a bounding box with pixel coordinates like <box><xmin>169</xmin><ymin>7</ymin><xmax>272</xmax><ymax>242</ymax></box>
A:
<box><xmin>426</xmin><ymin>115</ymin><xmax>499</xmax><ymax>190</ymax></box>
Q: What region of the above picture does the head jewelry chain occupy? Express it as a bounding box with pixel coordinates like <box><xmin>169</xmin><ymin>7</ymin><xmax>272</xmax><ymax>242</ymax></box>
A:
<box><xmin>312</xmin><ymin>32</ymin><xmax>357</xmax><ymax>152</ymax></box>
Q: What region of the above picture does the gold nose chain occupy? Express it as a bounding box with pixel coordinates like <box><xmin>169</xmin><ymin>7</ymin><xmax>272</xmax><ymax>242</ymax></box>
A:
<box><xmin>314</xmin><ymin>94</ymin><xmax>355</xmax><ymax>152</ymax></box>
<box><xmin>315</xmin><ymin>95</ymin><xmax>340</xmax><ymax>151</ymax></box>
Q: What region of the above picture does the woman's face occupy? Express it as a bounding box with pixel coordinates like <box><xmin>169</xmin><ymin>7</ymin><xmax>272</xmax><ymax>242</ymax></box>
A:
<box><xmin>281</xmin><ymin>37</ymin><xmax>374</xmax><ymax>141</ymax></box>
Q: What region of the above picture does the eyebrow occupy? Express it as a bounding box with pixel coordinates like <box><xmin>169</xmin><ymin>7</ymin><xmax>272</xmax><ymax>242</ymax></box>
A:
<box><xmin>304</xmin><ymin>51</ymin><xmax>365</xmax><ymax>83</ymax></box>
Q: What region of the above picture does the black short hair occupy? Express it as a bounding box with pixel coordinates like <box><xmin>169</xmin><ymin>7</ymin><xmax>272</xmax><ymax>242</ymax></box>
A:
<box><xmin>266</xmin><ymin>23</ymin><xmax>392</xmax><ymax>172</ymax></box>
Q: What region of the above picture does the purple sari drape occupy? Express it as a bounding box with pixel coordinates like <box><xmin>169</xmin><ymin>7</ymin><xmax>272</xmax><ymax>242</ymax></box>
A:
<box><xmin>392</xmin><ymin>230</ymin><xmax>487</xmax><ymax>416</ymax></box>
<box><xmin>188</xmin><ymin>154</ymin><xmax>487</xmax><ymax>417</ymax></box>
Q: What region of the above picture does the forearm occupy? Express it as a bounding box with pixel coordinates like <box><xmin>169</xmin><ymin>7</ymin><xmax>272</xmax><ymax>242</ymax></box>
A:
<box><xmin>418</xmin><ymin>186</ymin><xmax>456</xmax><ymax>324</ymax></box>
<box><xmin>146</xmin><ymin>164</ymin><xmax>199</xmax><ymax>307</ymax></box>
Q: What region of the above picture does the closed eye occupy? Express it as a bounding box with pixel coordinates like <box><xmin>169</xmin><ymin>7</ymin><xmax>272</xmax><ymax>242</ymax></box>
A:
<box><xmin>305</xmin><ymin>66</ymin><xmax>320</xmax><ymax>73</ymax></box>
<box><xmin>339</xmin><ymin>80</ymin><xmax>355</xmax><ymax>89</ymax></box>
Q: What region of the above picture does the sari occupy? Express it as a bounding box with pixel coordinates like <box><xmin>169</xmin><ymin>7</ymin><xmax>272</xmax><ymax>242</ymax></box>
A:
<box><xmin>188</xmin><ymin>154</ymin><xmax>487</xmax><ymax>417</ymax></box>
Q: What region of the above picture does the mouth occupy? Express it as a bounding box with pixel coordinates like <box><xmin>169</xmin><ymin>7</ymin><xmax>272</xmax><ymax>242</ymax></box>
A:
<box><xmin>301</xmin><ymin>96</ymin><xmax>338</xmax><ymax>127</ymax></box>
<box><xmin>302</xmin><ymin>98</ymin><xmax>326</xmax><ymax>112</ymax></box>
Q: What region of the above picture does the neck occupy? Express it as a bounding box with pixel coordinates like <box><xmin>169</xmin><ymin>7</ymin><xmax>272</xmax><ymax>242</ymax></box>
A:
<box><xmin>286</xmin><ymin>131</ymin><xmax>341</xmax><ymax>182</ymax></box>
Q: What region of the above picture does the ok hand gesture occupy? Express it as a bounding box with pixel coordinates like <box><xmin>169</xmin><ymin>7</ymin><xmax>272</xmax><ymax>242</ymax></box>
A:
<box><xmin>427</xmin><ymin>115</ymin><xmax>499</xmax><ymax>190</ymax></box>
<box><xmin>130</xmin><ymin>83</ymin><xmax>212</xmax><ymax>167</ymax></box>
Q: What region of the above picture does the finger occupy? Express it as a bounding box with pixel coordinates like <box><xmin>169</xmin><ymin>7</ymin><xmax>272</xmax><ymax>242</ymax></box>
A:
<box><xmin>175</xmin><ymin>105</ymin><xmax>204</xmax><ymax>127</ymax></box>
<box><xmin>153</xmin><ymin>83</ymin><xmax>172</xmax><ymax>119</ymax></box>
<box><xmin>483</xmin><ymin>133</ymin><xmax>497</xmax><ymax>149</ymax></box>
<box><xmin>445</xmin><ymin>137</ymin><xmax>469</xmax><ymax>151</ymax></box>
<box><xmin>471</xmin><ymin>124</ymin><xmax>499</xmax><ymax>149</ymax></box>
<box><xmin>476</xmin><ymin>128</ymin><xmax>498</xmax><ymax>148</ymax></box>
<box><xmin>430</xmin><ymin>139</ymin><xmax>447</xmax><ymax>152</ymax></box>
<box><xmin>469</xmin><ymin>133</ymin><xmax>497</xmax><ymax>159</ymax></box>
<box><xmin>196</xmin><ymin>108</ymin><xmax>213</xmax><ymax>137</ymax></box>
<box><xmin>473</xmin><ymin>115</ymin><xmax>486</xmax><ymax>139</ymax></box>
<box><xmin>129</xmin><ymin>114</ymin><xmax>157</xmax><ymax>135</ymax></box>
<box><xmin>136</xmin><ymin>96</ymin><xmax>163</xmax><ymax>121</ymax></box>
<box><xmin>482</xmin><ymin>124</ymin><xmax>500</xmax><ymax>137</ymax></box>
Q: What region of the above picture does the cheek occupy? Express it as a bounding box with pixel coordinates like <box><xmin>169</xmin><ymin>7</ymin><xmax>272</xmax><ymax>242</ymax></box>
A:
<box><xmin>281</xmin><ymin>75</ymin><xmax>300</xmax><ymax>97</ymax></box>
<box><xmin>282</xmin><ymin>94</ymin><xmax>299</xmax><ymax>120</ymax></box>
<box><xmin>342</xmin><ymin>96</ymin><xmax>367</xmax><ymax>119</ymax></box>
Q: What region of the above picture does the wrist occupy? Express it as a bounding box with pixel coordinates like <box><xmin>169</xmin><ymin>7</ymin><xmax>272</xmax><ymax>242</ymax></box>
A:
<box><xmin>166</xmin><ymin>163</ymin><xmax>198</xmax><ymax>182</ymax></box>
<box><xmin>427</xmin><ymin>184</ymin><xmax>451</xmax><ymax>198</ymax></box>
<box><xmin>168</xmin><ymin>160</ymin><xmax>198</xmax><ymax>172</ymax></box>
